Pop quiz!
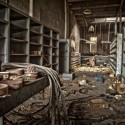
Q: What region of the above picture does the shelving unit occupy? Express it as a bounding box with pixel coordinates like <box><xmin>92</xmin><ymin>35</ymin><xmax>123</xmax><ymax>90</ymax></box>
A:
<box><xmin>110</xmin><ymin>34</ymin><xmax>122</xmax><ymax>75</ymax></box>
<box><xmin>52</xmin><ymin>30</ymin><xmax>59</xmax><ymax>72</ymax></box>
<box><xmin>0</xmin><ymin>3</ymin><xmax>9</xmax><ymax>63</ymax></box>
<box><xmin>43</xmin><ymin>26</ymin><xmax>52</xmax><ymax>67</ymax></box>
<box><xmin>122</xmin><ymin>27</ymin><xmax>125</xmax><ymax>82</ymax></box>
<box><xmin>29</xmin><ymin>18</ymin><xmax>42</xmax><ymax>65</ymax></box>
<box><xmin>0</xmin><ymin>1</ymin><xmax>59</xmax><ymax>72</ymax></box>
<box><xmin>110</xmin><ymin>37</ymin><xmax>117</xmax><ymax>73</ymax></box>
<box><xmin>10</xmin><ymin>9</ymin><xmax>29</xmax><ymax>63</ymax></box>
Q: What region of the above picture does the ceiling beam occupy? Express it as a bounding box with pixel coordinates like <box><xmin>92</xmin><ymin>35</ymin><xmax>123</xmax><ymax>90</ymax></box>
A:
<box><xmin>69</xmin><ymin>0</ymin><xmax>120</xmax><ymax>8</ymax></box>
<box><xmin>68</xmin><ymin>0</ymin><xmax>87</xmax><ymax>2</ymax></box>
<box><xmin>74</xmin><ymin>13</ymin><xmax>123</xmax><ymax>18</ymax></box>
<box><xmin>72</xmin><ymin>8</ymin><xmax>118</xmax><ymax>13</ymax></box>
<box><xmin>71</xmin><ymin>4</ymin><xmax>120</xmax><ymax>10</ymax></box>
<box><xmin>74</xmin><ymin>12</ymin><xmax>118</xmax><ymax>16</ymax></box>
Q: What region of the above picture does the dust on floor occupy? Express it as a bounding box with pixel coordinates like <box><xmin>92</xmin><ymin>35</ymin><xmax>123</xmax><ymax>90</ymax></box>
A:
<box><xmin>4</xmin><ymin>66</ymin><xmax>125</xmax><ymax>125</ymax></box>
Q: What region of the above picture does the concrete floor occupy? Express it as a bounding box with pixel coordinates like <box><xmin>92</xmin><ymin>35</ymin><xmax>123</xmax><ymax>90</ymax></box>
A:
<box><xmin>4</xmin><ymin>66</ymin><xmax>125</xmax><ymax>125</ymax></box>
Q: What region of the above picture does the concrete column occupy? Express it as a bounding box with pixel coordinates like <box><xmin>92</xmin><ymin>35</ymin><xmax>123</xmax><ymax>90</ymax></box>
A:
<box><xmin>29</xmin><ymin>0</ymin><xmax>33</xmax><ymax>17</ymax></box>
<box><xmin>115</xmin><ymin>22</ymin><xmax>117</xmax><ymax>36</ymax></box>
<box><xmin>0</xmin><ymin>117</ymin><xmax>3</xmax><ymax>125</ymax></box>
<box><xmin>119</xmin><ymin>8</ymin><xmax>122</xmax><ymax>33</ymax></box>
<box><xmin>64</xmin><ymin>0</ymin><xmax>67</xmax><ymax>39</ymax></box>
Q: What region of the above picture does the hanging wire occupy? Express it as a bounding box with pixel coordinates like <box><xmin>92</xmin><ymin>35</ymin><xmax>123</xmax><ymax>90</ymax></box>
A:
<box><xmin>2</xmin><ymin>63</ymin><xmax>69</xmax><ymax>125</ymax></box>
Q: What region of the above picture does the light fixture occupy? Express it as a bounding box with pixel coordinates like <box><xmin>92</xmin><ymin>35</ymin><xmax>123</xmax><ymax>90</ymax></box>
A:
<box><xmin>88</xmin><ymin>25</ymin><xmax>95</xmax><ymax>32</ymax></box>
<box><xmin>90</xmin><ymin>37</ymin><xmax>97</xmax><ymax>42</ymax></box>
<box><xmin>83</xmin><ymin>9</ymin><xmax>91</xmax><ymax>15</ymax></box>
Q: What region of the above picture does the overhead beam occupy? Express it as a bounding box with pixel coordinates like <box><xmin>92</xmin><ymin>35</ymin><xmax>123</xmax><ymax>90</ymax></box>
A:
<box><xmin>74</xmin><ymin>12</ymin><xmax>118</xmax><ymax>16</ymax></box>
<box><xmin>68</xmin><ymin>0</ymin><xmax>87</xmax><ymax>2</ymax></box>
<box><xmin>74</xmin><ymin>13</ymin><xmax>122</xmax><ymax>18</ymax></box>
<box><xmin>69</xmin><ymin>0</ymin><xmax>121</xmax><ymax>8</ymax></box>
<box><xmin>72</xmin><ymin>8</ymin><xmax>118</xmax><ymax>14</ymax></box>
<box><xmin>71</xmin><ymin>4</ymin><xmax>120</xmax><ymax>10</ymax></box>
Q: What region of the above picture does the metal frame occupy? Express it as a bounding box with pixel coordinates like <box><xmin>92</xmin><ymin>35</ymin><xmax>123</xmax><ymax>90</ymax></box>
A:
<box><xmin>0</xmin><ymin>77</ymin><xmax>49</xmax><ymax>117</ymax></box>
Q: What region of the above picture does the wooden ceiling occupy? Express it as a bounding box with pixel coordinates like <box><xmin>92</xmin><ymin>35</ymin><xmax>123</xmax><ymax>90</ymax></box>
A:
<box><xmin>68</xmin><ymin>0</ymin><xmax>125</xmax><ymax>27</ymax></box>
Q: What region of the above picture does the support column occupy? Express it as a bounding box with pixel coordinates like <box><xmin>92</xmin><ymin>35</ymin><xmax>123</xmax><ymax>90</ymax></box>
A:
<box><xmin>0</xmin><ymin>117</ymin><xmax>3</xmax><ymax>125</ymax></box>
<box><xmin>115</xmin><ymin>22</ymin><xmax>117</xmax><ymax>36</ymax></box>
<box><xmin>29</xmin><ymin>0</ymin><xmax>33</xmax><ymax>17</ymax></box>
<box><xmin>119</xmin><ymin>8</ymin><xmax>122</xmax><ymax>33</ymax></box>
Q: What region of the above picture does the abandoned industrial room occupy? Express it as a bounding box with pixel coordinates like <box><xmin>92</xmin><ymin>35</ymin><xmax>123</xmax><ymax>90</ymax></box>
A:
<box><xmin>0</xmin><ymin>0</ymin><xmax>125</xmax><ymax>124</ymax></box>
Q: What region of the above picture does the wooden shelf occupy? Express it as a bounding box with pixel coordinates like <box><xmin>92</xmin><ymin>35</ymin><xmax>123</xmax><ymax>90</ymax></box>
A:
<box><xmin>11</xmin><ymin>23</ymin><xmax>27</xmax><ymax>30</ymax></box>
<box><xmin>10</xmin><ymin>38</ymin><xmax>28</xmax><ymax>43</ymax></box>
<box><xmin>0</xmin><ymin>19</ymin><xmax>8</xmax><ymax>24</ymax></box>
<box><xmin>52</xmin><ymin>38</ymin><xmax>58</xmax><ymax>41</ymax></box>
<box><xmin>30</xmin><ymin>42</ymin><xmax>42</xmax><ymax>46</ymax></box>
<box><xmin>10</xmin><ymin>54</ymin><xmax>27</xmax><ymax>56</ymax></box>
<box><xmin>30</xmin><ymin>54</ymin><xmax>42</xmax><ymax>57</ymax></box>
<box><xmin>43</xmin><ymin>45</ymin><xmax>52</xmax><ymax>48</ymax></box>
<box><xmin>30</xmin><ymin>30</ymin><xmax>42</xmax><ymax>35</ymax></box>
<box><xmin>52</xmin><ymin>47</ymin><xmax>58</xmax><ymax>49</ymax></box>
<box><xmin>43</xmin><ymin>34</ymin><xmax>51</xmax><ymax>39</ymax></box>
<box><xmin>0</xmin><ymin>4</ymin><xmax>59</xmax><ymax>72</ymax></box>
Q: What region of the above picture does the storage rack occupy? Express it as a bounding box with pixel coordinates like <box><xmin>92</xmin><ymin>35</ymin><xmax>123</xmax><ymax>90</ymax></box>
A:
<box><xmin>122</xmin><ymin>27</ymin><xmax>125</xmax><ymax>82</ymax></box>
<box><xmin>52</xmin><ymin>30</ymin><xmax>59</xmax><ymax>72</ymax></box>
<box><xmin>30</xmin><ymin>18</ymin><xmax>42</xmax><ymax>65</ymax></box>
<box><xmin>110</xmin><ymin>37</ymin><xmax>117</xmax><ymax>73</ymax></box>
<box><xmin>43</xmin><ymin>26</ymin><xmax>52</xmax><ymax>68</ymax></box>
<box><xmin>0</xmin><ymin>2</ymin><xmax>59</xmax><ymax>72</ymax></box>
<box><xmin>0</xmin><ymin>3</ymin><xmax>9</xmax><ymax>63</ymax></box>
<box><xmin>110</xmin><ymin>34</ymin><xmax>122</xmax><ymax>75</ymax></box>
<box><xmin>10</xmin><ymin>10</ymin><xmax>29</xmax><ymax>63</ymax></box>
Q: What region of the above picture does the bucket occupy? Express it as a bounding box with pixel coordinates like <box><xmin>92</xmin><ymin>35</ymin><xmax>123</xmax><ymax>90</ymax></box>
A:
<box><xmin>96</xmin><ymin>75</ymin><xmax>104</xmax><ymax>83</ymax></box>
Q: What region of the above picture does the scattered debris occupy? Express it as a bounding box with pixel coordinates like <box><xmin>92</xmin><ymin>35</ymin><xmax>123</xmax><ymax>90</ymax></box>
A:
<box><xmin>90</xmin><ymin>99</ymin><xmax>109</xmax><ymax>109</ymax></box>
<box><xmin>3</xmin><ymin>66</ymin><xmax>125</xmax><ymax>125</ymax></box>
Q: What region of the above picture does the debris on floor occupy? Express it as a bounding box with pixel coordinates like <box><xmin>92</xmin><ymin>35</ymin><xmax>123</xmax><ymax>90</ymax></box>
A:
<box><xmin>3</xmin><ymin>66</ymin><xmax>125</xmax><ymax>125</ymax></box>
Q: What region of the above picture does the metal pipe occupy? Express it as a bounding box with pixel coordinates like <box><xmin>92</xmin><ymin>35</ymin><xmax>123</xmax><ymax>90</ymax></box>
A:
<box><xmin>0</xmin><ymin>117</ymin><xmax>3</xmax><ymax>125</ymax></box>
<box><xmin>116</xmin><ymin>0</ymin><xmax>124</xmax><ymax>22</ymax></box>
<box><xmin>64</xmin><ymin>0</ymin><xmax>67</xmax><ymax>39</ymax></box>
<box><xmin>29</xmin><ymin>0</ymin><xmax>33</xmax><ymax>17</ymax></box>
<box><xmin>115</xmin><ymin>22</ymin><xmax>117</xmax><ymax>35</ymax></box>
<box><xmin>119</xmin><ymin>8</ymin><xmax>122</xmax><ymax>33</ymax></box>
<box><xmin>108</xmin><ymin>23</ymin><xmax>111</xmax><ymax>42</ymax></box>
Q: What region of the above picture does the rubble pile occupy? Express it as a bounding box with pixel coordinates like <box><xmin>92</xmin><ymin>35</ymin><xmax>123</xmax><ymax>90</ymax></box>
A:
<box><xmin>61</xmin><ymin>66</ymin><xmax>125</xmax><ymax>125</ymax></box>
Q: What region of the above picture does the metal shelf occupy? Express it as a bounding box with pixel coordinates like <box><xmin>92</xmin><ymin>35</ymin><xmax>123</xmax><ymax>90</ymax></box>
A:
<box><xmin>30</xmin><ymin>42</ymin><xmax>42</xmax><ymax>46</ymax></box>
<box><xmin>10</xmin><ymin>38</ymin><xmax>28</xmax><ymax>43</ymax></box>
<box><xmin>0</xmin><ymin>2</ymin><xmax>59</xmax><ymax>72</ymax></box>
